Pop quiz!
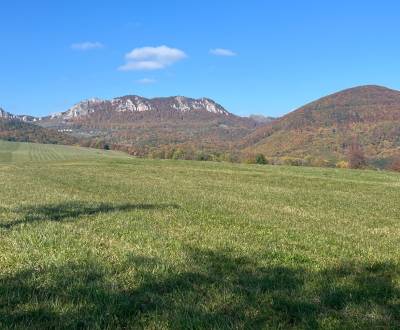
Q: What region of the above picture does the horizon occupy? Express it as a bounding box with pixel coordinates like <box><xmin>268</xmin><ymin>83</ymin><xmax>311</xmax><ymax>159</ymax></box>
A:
<box><xmin>1</xmin><ymin>83</ymin><xmax>398</xmax><ymax>119</ymax></box>
<box><xmin>1</xmin><ymin>1</ymin><xmax>400</xmax><ymax>117</ymax></box>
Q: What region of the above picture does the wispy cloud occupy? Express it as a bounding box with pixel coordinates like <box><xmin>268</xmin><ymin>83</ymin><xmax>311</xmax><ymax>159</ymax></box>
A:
<box><xmin>119</xmin><ymin>45</ymin><xmax>187</xmax><ymax>71</ymax></box>
<box><xmin>71</xmin><ymin>42</ymin><xmax>104</xmax><ymax>51</ymax></box>
<box><xmin>136</xmin><ymin>78</ymin><xmax>157</xmax><ymax>84</ymax></box>
<box><xmin>210</xmin><ymin>48</ymin><xmax>237</xmax><ymax>57</ymax></box>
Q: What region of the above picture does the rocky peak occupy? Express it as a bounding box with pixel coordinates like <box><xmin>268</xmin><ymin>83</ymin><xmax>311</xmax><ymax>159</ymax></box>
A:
<box><xmin>48</xmin><ymin>95</ymin><xmax>230</xmax><ymax>120</ymax></box>
<box><xmin>0</xmin><ymin>107</ymin><xmax>13</xmax><ymax>119</ymax></box>
<box><xmin>167</xmin><ymin>96</ymin><xmax>229</xmax><ymax>114</ymax></box>
<box><xmin>49</xmin><ymin>98</ymin><xmax>104</xmax><ymax>119</ymax></box>
<box><xmin>111</xmin><ymin>96</ymin><xmax>154</xmax><ymax>112</ymax></box>
<box><xmin>0</xmin><ymin>107</ymin><xmax>39</xmax><ymax>122</ymax></box>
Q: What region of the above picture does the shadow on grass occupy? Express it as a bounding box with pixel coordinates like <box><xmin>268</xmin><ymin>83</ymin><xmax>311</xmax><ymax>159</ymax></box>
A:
<box><xmin>0</xmin><ymin>248</ymin><xmax>399</xmax><ymax>329</ymax></box>
<box><xmin>0</xmin><ymin>201</ymin><xmax>179</xmax><ymax>229</ymax></box>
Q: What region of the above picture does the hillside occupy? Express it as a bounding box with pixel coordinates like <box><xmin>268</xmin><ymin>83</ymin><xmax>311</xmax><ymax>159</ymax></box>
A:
<box><xmin>0</xmin><ymin>117</ymin><xmax>79</xmax><ymax>146</ymax></box>
<box><xmin>36</xmin><ymin>96</ymin><xmax>258</xmax><ymax>154</ymax></box>
<box><xmin>4</xmin><ymin>86</ymin><xmax>400</xmax><ymax>166</ymax></box>
<box><xmin>242</xmin><ymin>85</ymin><xmax>400</xmax><ymax>164</ymax></box>
<box><xmin>1</xmin><ymin>146</ymin><xmax>400</xmax><ymax>328</ymax></box>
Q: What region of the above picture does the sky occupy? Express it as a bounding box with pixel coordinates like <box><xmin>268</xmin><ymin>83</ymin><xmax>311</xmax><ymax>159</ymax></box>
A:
<box><xmin>1</xmin><ymin>0</ymin><xmax>400</xmax><ymax>117</ymax></box>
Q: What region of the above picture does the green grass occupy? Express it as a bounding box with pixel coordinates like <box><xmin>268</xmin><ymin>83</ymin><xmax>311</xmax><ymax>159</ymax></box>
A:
<box><xmin>0</xmin><ymin>140</ymin><xmax>125</xmax><ymax>163</ymax></box>
<box><xmin>0</xmin><ymin>141</ymin><xmax>399</xmax><ymax>329</ymax></box>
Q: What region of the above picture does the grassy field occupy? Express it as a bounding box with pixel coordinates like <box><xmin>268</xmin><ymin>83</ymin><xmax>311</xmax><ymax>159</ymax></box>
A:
<box><xmin>0</xmin><ymin>141</ymin><xmax>399</xmax><ymax>329</ymax></box>
<box><xmin>0</xmin><ymin>140</ymin><xmax>125</xmax><ymax>163</ymax></box>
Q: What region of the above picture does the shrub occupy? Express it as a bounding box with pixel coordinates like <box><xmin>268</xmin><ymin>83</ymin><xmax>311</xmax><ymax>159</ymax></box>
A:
<box><xmin>172</xmin><ymin>148</ymin><xmax>185</xmax><ymax>160</ymax></box>
<box><xmin>195</xmin><ymin>151</ymin><xmax>210</xmax><ymax>161</ymax></box>
<box><xmin>336</xmin><ymin>161</ymin><xmax>349</xmax><ymax>169</ymax></box>
<box><xmin>255</xmin><ymin>154</ymin><xmax>267</xmax><ymax>165</ymax></box>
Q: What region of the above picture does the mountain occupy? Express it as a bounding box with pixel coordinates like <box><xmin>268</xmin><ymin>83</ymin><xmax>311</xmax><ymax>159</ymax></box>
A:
<box><xmin>0</xmin><ymin>107</ymin><xmax>79</xmax><ymax>145</ymax></box>
<box><xmin>0</xmin><ymin>107</ymin><xmax>16</xmax><ymax>120</ymax></box>
<box><xmin>37</xmin><ymin>96</ymin><xmax>257</xmax><ymax>154</ymax></box>
<box><xmin>1</xmin><ymin>107</ymin><xmax>38</xmax><ymax>122</ymax></box>
<box><xmin>5</xmin><ymin>86</ymin><xmax>399</xmax><ymax>166</ymax></box>
<box><xmin>43</xmin><ymin>96</ymin><xmax>230</xmax><ymax>121</ymax></box>
<box><xmin>242</xmin><ymin>85</ymin><xmax>400</xmax><ymax>163</ymax></box>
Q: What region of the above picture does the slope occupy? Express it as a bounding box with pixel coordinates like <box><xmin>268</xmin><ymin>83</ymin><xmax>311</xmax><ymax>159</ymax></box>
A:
<box><xmin>243</xmin><ymin>85</ymin><xmax>400</xmax><ymax>163</ymax></box>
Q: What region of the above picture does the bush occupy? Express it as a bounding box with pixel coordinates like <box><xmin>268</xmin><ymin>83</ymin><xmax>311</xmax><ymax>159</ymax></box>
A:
<box><xmin>195</xmin><ymin>151</ymin><xmax>210</xmax><ymax>161</ymax></box>
<box><xmin>255</xmin><ymin>154</ymin><xmax>267</xmax><ymax>165</ymax></box>
<box><xmin>336</xmin><ymin>161</ymin><xmax>349</xmax><ymax>169</ymax></box>
<box><xmin>172</xmin><ymin>148</ymin><xmax>185</xmax><ymax>160</ymax></box>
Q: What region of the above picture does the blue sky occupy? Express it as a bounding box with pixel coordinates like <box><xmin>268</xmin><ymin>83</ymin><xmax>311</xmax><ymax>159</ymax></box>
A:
<box><xmin>1</xmin><ymin>0</ymin><xmax>400</xmax><ymax>117</ymax></box>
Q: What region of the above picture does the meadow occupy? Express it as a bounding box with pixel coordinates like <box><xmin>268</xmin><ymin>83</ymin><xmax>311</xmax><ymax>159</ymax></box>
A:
<box><xmin>0</xmin><ymin>141</ymin><xmax>399</xmax><ymax>329</ymax></box>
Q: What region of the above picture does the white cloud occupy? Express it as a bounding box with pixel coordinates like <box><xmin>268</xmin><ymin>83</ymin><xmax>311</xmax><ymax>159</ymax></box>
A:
<box><xmin>210</xmin><ymin>48</ymin><xmax>237</xmax><ymax>56</ymax></box>
<box><xmin>136</xmin><ymin>78</ymin><xmax>157</xmax><ymax>84</ymax></box>
<box><xmin>121</xmin><ymin>61</ymin><xmax>165</xmax><ymax>71</ymax></box>
<box><xmin>71</xmin><ymin>42</ymin><xmax>104</xmax><ymax>51</ymax></box>
<box><xmin>119</xmin><ymin>45</ymin><xmax>187</xmax><ymax>71</ymax></box>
